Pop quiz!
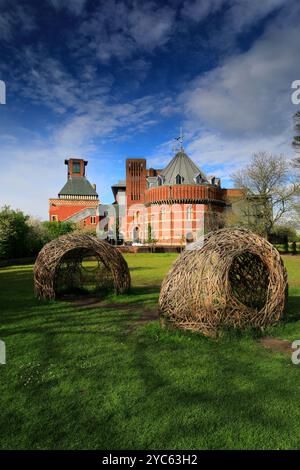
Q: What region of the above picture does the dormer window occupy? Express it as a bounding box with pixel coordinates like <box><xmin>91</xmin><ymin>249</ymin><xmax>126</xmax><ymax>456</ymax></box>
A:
<box><xmin>157</xmin><ymin>175</ymin><xmax>163</xmax><ymax>186</ymax></box>
<box><xmin>195</xmin><ymin>174</ymin><xmax>203</xmax><ymax>184</ymax></box>
<box><xmin>176</xmin><ymin>174</ymin><xmax>183</xmax><ymax>184</ymax></box>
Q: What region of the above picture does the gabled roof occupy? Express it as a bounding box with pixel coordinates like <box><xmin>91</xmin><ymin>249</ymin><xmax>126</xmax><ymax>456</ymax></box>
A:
<box><xmin>59</xmin><ymin>176</ymin><xmax>98</xmax><ymax>197</ymax></box>
<box><xmin>159</xmin><ymin>150</ymin><xmax>207</xmax><ymax>185</ymax></box>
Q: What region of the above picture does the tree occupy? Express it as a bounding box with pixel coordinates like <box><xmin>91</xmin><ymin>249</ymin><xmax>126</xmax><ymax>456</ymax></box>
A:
<box><xmin>42</xmin><ymin>221</ymin><xmax>75</xmax><ymax>241</ymax></box>
<box><xmin>231</xmin><ymin>152</ymin><xmax>300</xmax><ymax>238</ymax></box>
<box><xmin>271</xmin><ymin>224</ymin><xmax>299</xmax><ymax>242</ymax></box>
<box><xmin>147</xmin><ymin>223</ymin><xmax>157</xmax><ymax>252</ymax></box>
<box><xmin>0</xmin><ymin>206</ymin><xmax>30</xmax><ymax>259</ymax></box>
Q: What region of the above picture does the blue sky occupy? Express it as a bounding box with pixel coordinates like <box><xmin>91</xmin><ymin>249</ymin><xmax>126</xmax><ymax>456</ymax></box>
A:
<box><xmin>0</xmin><ymin>0</ymin><xmax>299</xmax><ymax>218</ymax></box>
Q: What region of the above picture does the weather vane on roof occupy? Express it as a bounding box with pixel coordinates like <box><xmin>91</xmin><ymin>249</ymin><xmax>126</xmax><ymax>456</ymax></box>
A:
<box><xmin>175</xmin><ymin>126</ymin><xmax>184</xmax><ymax>151</ymax></box>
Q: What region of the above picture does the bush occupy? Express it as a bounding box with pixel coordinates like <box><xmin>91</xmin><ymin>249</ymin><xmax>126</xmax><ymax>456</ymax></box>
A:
<box><xmin>270</xmin><ymin>225</ymin><xmax>299</xmax><ymax>243</ymax></box>
<box><xmin>0</xmin><ymin>206</ymin><xmax>75</xmax><ymax>260</ymax></box>
<box><xmin>41</xmin><ymin>221</ymin><xmax>75</xmax><ymax>242</ymax></box>
<box><xmin>0</xmin><ymin>206</ymin><xmax>31</xmax><ymax>259</ymax></box>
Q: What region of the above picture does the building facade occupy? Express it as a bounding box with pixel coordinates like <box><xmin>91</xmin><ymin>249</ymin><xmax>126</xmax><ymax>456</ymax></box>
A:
<box><xmin>49</xmin><ymin>158</ymin><xmax>100</xmax><ymax>229</ymax></box>
<box><xmin>111</xmin><ymin>149</ymin><xmax>243</xmax><ymax>245</ymax></box>
<box><xmin>50</xmin><ymin>150</ymin><xmax>244</xmax><ymax>245</ymax></box>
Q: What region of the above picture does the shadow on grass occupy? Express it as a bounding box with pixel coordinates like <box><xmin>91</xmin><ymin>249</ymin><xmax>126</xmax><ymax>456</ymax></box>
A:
<box><xmin>284</xmin><ymin>296</ymin><xmax>300</xmax><ymax>323</ymax></box>
<box><xmin>128</xmin><ymin>325</ymin><xmax>299</xmax><ymax>449</ymax></box>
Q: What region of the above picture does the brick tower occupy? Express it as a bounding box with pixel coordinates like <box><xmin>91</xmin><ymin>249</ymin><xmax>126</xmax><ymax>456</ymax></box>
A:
<box><xmin>49</xmin><ymin>158</ymin><xmax>100</xmax><ymax>229</ymax></box>
<box><xmin>125</xmin><ymin>159</ymin><xmax>147</xmax><ymax>241</ymax></box>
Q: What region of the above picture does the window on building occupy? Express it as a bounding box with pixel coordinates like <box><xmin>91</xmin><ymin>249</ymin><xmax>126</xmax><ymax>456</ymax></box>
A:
<box><xmin>157</xmin><ymin>175</ymin><xmax>163</xmax><ymax>186</ymax></box>
<box><xmin>51</xmin><ymin>215</ymin><xmax>58</xmax><ymax>222</ymax></box>
<box><xmin>195</xmin><ymin>174</ymin><xmax>203</xmax><ymax>184</ymax></box>
<box><xmin>90</xmin><ymin>216</ymin><xmax>96</xmax><ymax>224</ymax></box>
<box><xmin>72</xmin><ymin>161</ymin><xmax>81</xmax><ymax>174</ymax></box>
<box><xmin>187</xmin><ymin>206</ymin><xmax>193</xmax><ymax>221</ymax></box>
<box><xmin>176</xmin><ymin>174</ymin><xmax>183</xmax><ymax>184</ymax></box>
<box><xmin>160</xmin><ymin>207</ymin><xmax>165</xmax><ymax>221</ymax></box>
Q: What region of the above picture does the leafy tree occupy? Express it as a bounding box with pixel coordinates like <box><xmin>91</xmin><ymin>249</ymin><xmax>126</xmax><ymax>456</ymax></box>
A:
<box><xmin>271</xmin><ymin>224</ymin><xmax>299</xmax><ymax>242</ymax></box>
<box><xmin>231</xmin><ymin>152</ymin><xmax>300</xmax><ymax>237</ymax></box>
<box><xmin>0</xmin><ymin>206</ymin><xmax>30</xmax><ymax>259</ymax></box>
<box><xmin>0</xmin><ymin>206</ymin><xmax>76</xmax><ymax>260</ymax></box>
<box><xmin>42</xmin><ymin>221</ymin><xmax>75</xmax><ymax>242</ymax></box>
<box><xmin>147</xmin><ymin>223</ymin><xmax>157</xmax><ymax>252</ymax></box>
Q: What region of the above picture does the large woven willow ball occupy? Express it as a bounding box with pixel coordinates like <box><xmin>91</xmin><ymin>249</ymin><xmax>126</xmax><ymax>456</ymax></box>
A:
<box><xmin>34</xmin><ymin>234</ymin><xmax>130</xmax><ymax>300</ymax></box>
<box><xmin>159</xmin><ymin>228</ymin><xmax>288</xmax><ymax>336</ymax></box>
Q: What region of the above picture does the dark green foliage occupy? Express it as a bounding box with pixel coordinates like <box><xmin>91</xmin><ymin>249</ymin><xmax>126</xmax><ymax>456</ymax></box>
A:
<box><xmin>0</xmin><ymin>206</ymin><xmax>30</xmax><ymax>259</ymax></box>
<box><xmin>41</xmin><ymin>221</ymin><xmax>75</xmax><ymax>242</ymax></box>
<box><xmin>0</xmin><ymin>206</ymin><xmax>75</xmax><ymax>260</ymax></box>
<box><xmin>271</xmin><ymin>225</ymin><xmax>299</xmax><ymax>243</ymax></box>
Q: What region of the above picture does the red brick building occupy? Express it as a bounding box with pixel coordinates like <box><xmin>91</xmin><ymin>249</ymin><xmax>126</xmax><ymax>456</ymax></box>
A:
<box><xmin>49</xmin><ymin>158</ymin><xmax>100</xmax><ymax>229</ymax></box>
<box><xmin>50</xmin><ymin>151</ymin><xmax>244</xmax><ymax>245</ymax></box>
<box><xmin>111</xmin><ymin>149</ymin><xmax>244</xmax><ymax>245</ymax></box>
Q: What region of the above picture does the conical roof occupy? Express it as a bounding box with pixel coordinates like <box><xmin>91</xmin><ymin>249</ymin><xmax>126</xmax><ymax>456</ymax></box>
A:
<box><xmin>59</xmin><ymin>177</ymin><xmax>98</xmax><ymax>197</ymax></box>
<box><xmin>159</xmin><ymin>149</ymin><xmax>207</xmax><ymax>185</ymax></box>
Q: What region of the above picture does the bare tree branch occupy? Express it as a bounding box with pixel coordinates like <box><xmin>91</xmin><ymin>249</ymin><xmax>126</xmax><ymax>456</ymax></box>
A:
<box><xmin>231</xmin><ymin>152</ymin><xmax>300</xmax><ymax>237</ymax></box>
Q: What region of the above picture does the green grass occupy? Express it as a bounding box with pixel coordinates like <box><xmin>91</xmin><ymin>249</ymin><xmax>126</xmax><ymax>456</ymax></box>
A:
<box><xmin>0</xmin><ymin>254</ymin><xmax>300</xmax><ymax>449</ymax></box>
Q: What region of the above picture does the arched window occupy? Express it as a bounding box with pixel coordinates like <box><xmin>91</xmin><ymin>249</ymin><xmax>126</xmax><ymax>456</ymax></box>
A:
<box><xmin>187</xmin><ymin>205</ymin><xmax>193</xmax><ymax>221</ymax></box>
<box><xmin>176</xmin><ymin>174</ymin><xmax>183</xmax><ymax>184</ymax></box>
<box><xmin>135</xmin><ymin>211</ymin><xmax>140</xmax><ymax>222</ymax></box>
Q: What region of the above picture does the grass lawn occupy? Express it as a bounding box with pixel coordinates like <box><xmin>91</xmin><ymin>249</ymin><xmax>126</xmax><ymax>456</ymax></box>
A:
<box><xmin>1</xmin><ymin>253</ymin><xmax>300</xmax><ymax>450</ymax></box>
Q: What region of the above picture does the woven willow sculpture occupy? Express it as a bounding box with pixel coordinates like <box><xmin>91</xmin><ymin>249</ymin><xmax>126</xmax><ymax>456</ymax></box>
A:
<box><xmin>159</xmin><ymin>228</ymin><xmax>288</xmax><ymax>336</ymax></box>
<box><xmin>34</xmin><ymin>234</ymin><xmax>130</xmax><ymax>300</ymax></box>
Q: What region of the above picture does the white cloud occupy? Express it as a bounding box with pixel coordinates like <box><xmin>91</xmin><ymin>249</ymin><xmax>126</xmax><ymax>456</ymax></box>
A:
<box><xmin>0</xmin><ymin>79</ymin><xmax>170</xmax><ymax>218</ymax></box>
<box><xmin>180</xmin><ymin>13</ymin><xmax>300</xmax><ymax>138</ymax></box>
<box><xmin>182</xmin><ymin>0</ymin><xmax>287</xmax><ymax>31</ymax></box>
<box><xmin>128</xmin><ymin>3</ymin><xmax>175</xmax><ymax>50</ymax></box>
<box><xmin>181</xmin><ymin>0</ymin><xmax>226</xmax><ymax>22</ymax></box>
<box><xmin>1</xmin><ymin>0</ymin><xmax>299</xmax><ymax>218</ymax></box>
<box><xmin>148</xmin><ymin>128</ymin><xmax>294</xmax><ymax>189</ymax></box>
<box><xmin>78</xmin><ymin>1</ymin><xmax>176</xmax><ymax>63</ymax></box>
<box><xmin>150</xmin><ymin>2</ymin><xmax>299</xmax><ymax>183</ymax></box>
<box><xmin>0</xmin><ymin>3</ymin><xmax>36</xmax><ymax>40</ymax></box>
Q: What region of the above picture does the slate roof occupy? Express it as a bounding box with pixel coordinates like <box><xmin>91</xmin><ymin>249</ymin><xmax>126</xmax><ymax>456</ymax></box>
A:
<box><xmin>111</xmin><ymin>180</ymin><xmax>126</xmax><ymax>188</ymax></box>
<box><xmin>59</xmin><ymin>177</ymin><xmax>98</xmax><ymax>197</ymax></box>
<box><xmin>111</xmin><ymin>180</ymin><xmax>126</xmax><ymax>199</ymax></box>
<box><xmin>159</xmin><ymin>150</ymin><xmax>207</xmax><ymax>186</ymax></box>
